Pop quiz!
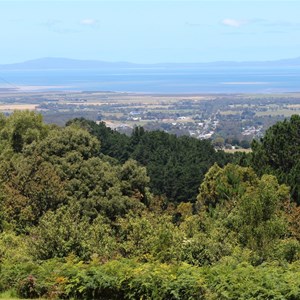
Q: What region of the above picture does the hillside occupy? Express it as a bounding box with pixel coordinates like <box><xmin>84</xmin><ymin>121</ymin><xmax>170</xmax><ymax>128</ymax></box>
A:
<box><xmin>1</xmin><ymin>56</ymin><xmax>300</xmax><ymax>70</ymax></box>
<box><xmin>1</xmin><ymin>112</ymin><xmax>300</xmax><ymax>299</ymax></box>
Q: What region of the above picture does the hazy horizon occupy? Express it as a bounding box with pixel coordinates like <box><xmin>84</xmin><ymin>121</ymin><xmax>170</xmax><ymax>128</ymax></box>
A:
<box><xmin>1</xmin><ymin>55</ymin><xmax>300</xmax><ymax>66</ymax></box>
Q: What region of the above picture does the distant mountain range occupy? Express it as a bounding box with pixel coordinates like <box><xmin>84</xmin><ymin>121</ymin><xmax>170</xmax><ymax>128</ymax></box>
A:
<box><xmin>1</xmin><ymin>57</ymin><xmax>300</xmax><ymax>70</ymax></box>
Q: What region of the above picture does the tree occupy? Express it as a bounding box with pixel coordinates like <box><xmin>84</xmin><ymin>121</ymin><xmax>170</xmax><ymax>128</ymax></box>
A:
<box><xmin>0</xmin><ymin>155</ymin><xmax>67</xmax><ymax>232</ymax></box>
<box><xmin>196</xmin><ymin>164</ymin><xmax>290</xmax><ymax>262</ymax></box>
<box><xmin>196</xmin><ymin>163</ymin><xmax>257</xmax><ymax>210</ymax></box>
<box><xmin>212</xmin><ymin>137</ymin><xmax>225</xmax><ymax>149</ymax></box>
<box><xmin>235</xmin><ymin>174</ymin><xmax>289</xmax><ymax>257</ymax></box>
<box><xmin>251</xmin><ymin>115</ymin><xmax>300</xmax><ymax>202</ymax></box>
<box><xmin>0</xmin><ymin>111</ymin><xmax>49</xmax><ymax>157</ymax></box>
<box><xmin>66</xmin><ymin>119</ymin><xmax>234</xmax><ymax>203</ymax></box>
<box><xmin>27</xmin><ymin>125</ymin><xmax>101</xmax><ymax>162</ymax></box>
<box><xmin>66</xmin><ymin>118</ymin><xmax>130</xmax><ymax>162</ymax></box>
<box><xmin>30</xmin><ymin>202</ymin><xmax>118</xmax><ymax>260</ymax></box>
<box><xmin>119</xmin><ymin>159</ymin><xmax>150</xmax><ymax>204</ymax></box>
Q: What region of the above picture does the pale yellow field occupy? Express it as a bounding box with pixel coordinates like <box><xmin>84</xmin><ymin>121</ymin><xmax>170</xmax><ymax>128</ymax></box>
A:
<box><xmin>224</xmin><ymin>148</ymin><xmax>252</xmax><ymax>153</ymax></box>
<box><xmin>0</xmin><ymin>104</ymin><xmax>38</xmax><ymax>111</ymax></box>
<box><xmin>255</xmin><ymin>109</ymin><xmax>300</xmax><ymax>117</ymax></box>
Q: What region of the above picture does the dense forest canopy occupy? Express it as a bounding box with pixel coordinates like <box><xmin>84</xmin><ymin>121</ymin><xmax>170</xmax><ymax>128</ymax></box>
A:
<box><xmin>1</xmin><ymin>111</ymin><xmax>300</xmax><ymax>299</ymax></box>
<box><xmin>67</xmin><ymin>118</ymin><xmax>233</xmax><ymax>203</ymax></box>
<box><xmin>251</xmin><ymin>114</ymin><xmax>300</xmax><ymax>203</ymax></box>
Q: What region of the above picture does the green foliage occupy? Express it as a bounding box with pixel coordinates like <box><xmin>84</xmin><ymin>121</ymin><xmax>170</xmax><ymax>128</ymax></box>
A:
<box><xmin>235</xmin><ymin>175</ymin><xmax>289</xmax><ymax>257</ymax></box>
<box><xmin>0</xmin><ymin>114</ymin><xmax>150</xmax><ymax>232</ymax></box>
<box><xmin>0</xmin><ymin>111</ymin><xmax>49</xmax><ymax>157</ymax></box>
<box><xmin>251</xmin><ymin>114</ymin><xmax>300</xmax><ymax>202</ymax></box>
<box><xmin>25</xmin><ymin>125</ymin><xmax>101</xmax><ymax>163</ymax></box>
<box><xmin>66</xmin><ymin>118</ymin><xmax>130</xmax><ymax>162</ymax></box>
<box><xmin>196</xmin><ymin>164</ymin><xmax>290</xmax><ymax>263</ymax></box>
<box><xmin>205</xmin><ymin>259</ymin><xmax>300</xmax><ymax>299</ymax></box>
<box><xmin>197</xmin><ymin>163</ymin><xmax>258</xmax><ymax>210</ymax></box>
<box><xmin>129</xmin><ymin>130</ymin><xmax>231</xmax><ymax>203</ymax></box>
<box><xmin>68</xmin><ymin>119</ymin><xmax>233</xmax><ymax>203</ymax></box>
<box><xmin>0</xmin><ymin>231</ymin><xmax>34</xmax><ymax>293</ymax></box>
<box><xmin>29</xmin><ymin>204</ymin><xmax>91</xmax><ymax>260</ymax></box>
<box><xmin>1</xmin><ymin>258</ymin><xmax>209</xmax><ymax>300</ymax></box>
<box><xmin>270</xmin><ymin>238</ymin><xmax>300</xmax><ymax>263</ymax></box>
<box><xmin>116</xmin><ymin>212</ymin><xmax>185</xmax><ymax>262</ymax></box>
<box><xmin>4</xmin><ymin>257</ymin><xmax>300</xmax><ymax>300</ymax></box>
<box><xmin>0</xmin><ymin>155</ymin><xmax>67</xmax><ymax>232</ymax></box>
<box><xmin>1</xmin><ymin>113</ymin><xmax>300</xmax><ymax>299</ymax></box>
<box><xmin>119</xmin><ymin>159</ymin><xmax>150</xmax><ymax>204</ymax></box>
<box><xmin>29</xmin><ymin>203</ymin><xmax>118</xmax><ymax>261</ymax></box>
<box><xmin>179</xmin><ymin>215</ymin><xmax>238</xmax><ymax>266</ymax></box>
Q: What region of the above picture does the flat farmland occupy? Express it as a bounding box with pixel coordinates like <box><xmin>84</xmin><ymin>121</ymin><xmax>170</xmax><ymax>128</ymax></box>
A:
<box><xmin>0</xmin><ymin>91</ymin><xmax>300</xmax><ymax>143</ymax></box>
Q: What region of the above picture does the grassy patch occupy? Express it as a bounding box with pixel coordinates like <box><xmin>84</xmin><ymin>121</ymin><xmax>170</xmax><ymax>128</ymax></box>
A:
<box><xmin>0</xmin><ymin>290</ymin><xmax>45</xmax><ymax>300</ymax></box>
<box><xmin>255</xmin><ymin>109</ymin><xmax>300</xmax><ymax>117</ymax></box>
<box><xmin>224</xmin><ymin>148</ymin><xmax>252</xmax><ymax>153</ymax></box>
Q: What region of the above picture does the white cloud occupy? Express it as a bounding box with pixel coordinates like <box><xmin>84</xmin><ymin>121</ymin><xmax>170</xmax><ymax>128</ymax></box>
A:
<box><xmin>222</xmin><ymin>18</ymin><xmax>247</xmax><ymax>28</ymax></box>
<box><xmin>80</xmin><ymin>19</ymin><xmax>98</xmax><ymax>26</ymax></box>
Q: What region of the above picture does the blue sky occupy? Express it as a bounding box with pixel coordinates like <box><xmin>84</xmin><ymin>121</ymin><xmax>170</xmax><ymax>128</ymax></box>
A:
<box><xmin>0</xmin><ymin>0</ymin><xmax>300</xmax><ymax>64</ymax></box>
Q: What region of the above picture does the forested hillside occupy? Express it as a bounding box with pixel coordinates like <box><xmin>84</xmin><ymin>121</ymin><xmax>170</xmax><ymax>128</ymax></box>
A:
<box><xmin>67</xmin><ymin>118</ymin><xmax>233</xmax><ymax>203</ymax></box>
<box><xmin>1</xmin><ymin>112</ymin><xmax>300</xmax><ymax>299</ymax></box>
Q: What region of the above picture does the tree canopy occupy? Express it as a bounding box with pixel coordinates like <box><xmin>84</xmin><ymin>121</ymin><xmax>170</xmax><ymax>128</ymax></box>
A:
<box><xmin>251</xmin><ymin>114</ymin><xmax>300</xmax><ymax>202</ymax></box>
<box><xmin>1</xmin><ymin>112</ymin><xmax>300</xmax><ymax>299</ymax></box>
<box><xmin>68</xmin><ymin>118</ymin><xmax>232</xmax><ymax>203</ymax></box>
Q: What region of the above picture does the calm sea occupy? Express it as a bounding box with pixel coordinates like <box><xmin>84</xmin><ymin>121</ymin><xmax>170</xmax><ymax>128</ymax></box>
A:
<box><xmin>1</xmin><ymin>66</ymin><xmax>300</xmax><ymax>93</ymax></box>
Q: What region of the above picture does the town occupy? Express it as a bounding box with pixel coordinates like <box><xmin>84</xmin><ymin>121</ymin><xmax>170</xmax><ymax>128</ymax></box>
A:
<box><xmin>1</xmin><ymin>90</ymin><xmax>300</xmax><ymax>149</ymax></box>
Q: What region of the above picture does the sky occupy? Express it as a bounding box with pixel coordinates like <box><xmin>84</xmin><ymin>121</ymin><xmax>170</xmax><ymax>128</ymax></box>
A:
<box><xmin>0</xmin><ymin>0</ymin><xmax>300</xmax><ymax>64</ymax></box>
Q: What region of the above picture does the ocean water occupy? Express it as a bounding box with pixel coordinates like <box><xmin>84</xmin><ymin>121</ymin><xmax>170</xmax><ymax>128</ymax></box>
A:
<box><xmin>1</xmin><ymin>66</ymin><xmax>300</xmax><ymax>93</ymax></box>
